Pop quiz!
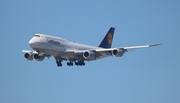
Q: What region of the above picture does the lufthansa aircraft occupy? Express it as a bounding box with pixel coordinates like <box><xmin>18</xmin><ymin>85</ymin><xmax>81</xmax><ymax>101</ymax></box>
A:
<box><xmin>22</xmin><ymin>27</ymin><xmax>161</xmax><ymax>67</ymax></box>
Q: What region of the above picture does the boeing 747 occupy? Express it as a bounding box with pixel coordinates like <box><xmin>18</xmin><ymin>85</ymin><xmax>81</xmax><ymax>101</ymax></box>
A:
<box><xmin>22</xmin><ymin>27</ymin><xmax>161</xmax><ymax>67</ymax></box>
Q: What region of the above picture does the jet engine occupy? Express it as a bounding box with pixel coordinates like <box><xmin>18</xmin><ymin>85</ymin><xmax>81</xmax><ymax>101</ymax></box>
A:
<box><xmin>83</xmin><ymin>51</ymin><xmax>95</xmax><ymax>60</ymax></box>
<box><xmin>112</xmin><ymin>49</ymin><xmax>124</xmax><ymax>57</ymax></box>
<box><xmin>24</xmin><ymin>53</ymin><xmax>33</xmax><ymax>60</ymax></box>
<box><xmin>33</xmin><ymin>53</ymin><xmax>45</xmax><ymax>61</ymax></box>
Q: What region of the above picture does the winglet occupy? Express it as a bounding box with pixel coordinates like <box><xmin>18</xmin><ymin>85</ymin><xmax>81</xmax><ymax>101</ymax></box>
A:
<box><xmin>99</xmin><ymin>27</ymin><xmax>115</xmax><ymax>48</ymax></box>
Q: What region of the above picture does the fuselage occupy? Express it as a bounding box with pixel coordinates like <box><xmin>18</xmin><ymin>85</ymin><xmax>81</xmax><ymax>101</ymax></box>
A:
<box><xmin>29</xmin><ymin>34</ymin><xmax>102</xmax><ymax>59</ymax></box>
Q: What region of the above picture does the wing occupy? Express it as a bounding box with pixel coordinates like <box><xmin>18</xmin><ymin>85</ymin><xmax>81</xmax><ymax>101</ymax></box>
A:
<box><xmin>22</xmin><ymin>50</ymin><xmax>51</xmax><ymax>58</ymax></box>
<box><xmin>22</xmin><ymin>50</ymin><xmax>37</xmax><ymax>53</ymax></box>
<box><xmin>122</xmin><ymin>44</ymin><xmax>162</xmax><ymax>51</ymax></box>
<box><xmin>66</xmin><ymin>44</ymin><xmax>162</xmax><ymax>53</ymax></box>
<box><xmin>96</xmin><ymin>44</ymin><xmax>162</xmax><ymax>52</ymax></box>
<box><xmin>64</xmin><ymin>44</ymin><xmax>162</xmax><ymax>60</ymax></box>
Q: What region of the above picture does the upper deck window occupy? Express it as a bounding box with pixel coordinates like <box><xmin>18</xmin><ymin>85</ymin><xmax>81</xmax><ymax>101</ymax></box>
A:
<box><xmin>34</xmin><ymin>35</ymin><xmax>40</xmax><ymax>37</ymax></box>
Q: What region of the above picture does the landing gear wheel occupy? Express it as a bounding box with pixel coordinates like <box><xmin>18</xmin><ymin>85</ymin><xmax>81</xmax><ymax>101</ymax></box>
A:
<box><xmin>75</xmin><ymin>60</ymin><xmax>85</xmax><ymax>66</ymax></box>
<box><xmin>56</xmin><ymin>60</ymin><xmax>62</xmax><ymax>67</ymax></box>
<box><xmin>67</xmin><ymin>61</ymin><xmax>73</xmax><ymax>66</ymax></box>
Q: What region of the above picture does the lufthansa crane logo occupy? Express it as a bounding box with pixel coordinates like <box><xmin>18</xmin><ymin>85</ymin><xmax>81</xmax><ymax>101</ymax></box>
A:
<box><xmin>107</xmin><ymin>33</ymin><xmax>112</xmax><ymax>45</ymax></box>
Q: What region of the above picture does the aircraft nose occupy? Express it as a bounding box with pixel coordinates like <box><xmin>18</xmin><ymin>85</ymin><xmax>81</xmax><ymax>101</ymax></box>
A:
<box><xmin>29</xmin><ymin>38</ymin><xmax>35</xmax><ymax>47</ymax></box>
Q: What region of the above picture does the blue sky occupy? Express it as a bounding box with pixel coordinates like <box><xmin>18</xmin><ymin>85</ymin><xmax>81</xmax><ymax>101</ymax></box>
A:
<box><xmin>1</xmin><ymin>0</ymin><xmax>180</xmax><ymax>103</ymax></box>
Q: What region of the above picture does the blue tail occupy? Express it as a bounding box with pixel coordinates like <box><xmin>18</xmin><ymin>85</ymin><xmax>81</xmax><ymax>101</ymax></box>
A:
<box><xmin>98</xmin><ymin>27</ymin><xmax>115</xmax><ymax>48</ymax></box>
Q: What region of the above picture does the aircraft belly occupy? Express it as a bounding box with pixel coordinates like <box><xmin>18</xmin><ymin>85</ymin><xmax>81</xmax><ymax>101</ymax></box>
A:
<box><xmin>61</xmin><ymin>53</ymin><xmax>82</xmax><ymax>60</ymax></box>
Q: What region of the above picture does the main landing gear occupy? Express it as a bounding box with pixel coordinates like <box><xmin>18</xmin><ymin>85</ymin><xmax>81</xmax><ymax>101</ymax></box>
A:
<box><xmin>56</xmin><ymin>59</ymin><xmax>85</xmax><ymax>67</ymax></box>
<box><xmin>67</xmin><ymin>60</ymin><xmax>85</xmax><ymax>66</ymax></box>
<box><xmin>55</xmin><ymin>58</ymin><xmax>62</xmax><ymax>67</ymax></box>
<box><xmin>74</xmin><ymin>60</ymin><xmax>85</xmax><ymax>66</ymax></box>
<box><xmin>67</xmin><ymin>61</ymin><xmax>73</xmax><ymax>66</ymax></box>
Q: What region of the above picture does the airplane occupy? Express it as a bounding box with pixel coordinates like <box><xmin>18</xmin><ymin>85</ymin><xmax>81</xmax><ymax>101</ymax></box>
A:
<box><xmin>22</xmin><ymin>27</ymin><xmax>161</xmax><ymax>67</ymax></box>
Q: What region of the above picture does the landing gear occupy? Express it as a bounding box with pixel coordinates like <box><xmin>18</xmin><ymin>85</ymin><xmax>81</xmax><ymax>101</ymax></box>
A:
<box><xmin>67</xmin><ymin>61</ymin><xmax>73</xmax><ymax>66</ymax></box>
<box><xmin>67</xmin><ymin>60</ymin><xmax>85</xmax><ymax>66</ymax></box>
<box><xmin>56</xmin><ymin>59</ymin><xmax>62</xmax><ymax>67</ymax></box>
<box><xmin>75</xmin><ymin>60</ymin><xmax>85</xmax><ymax>66</ymax></box>
<box><xmin>55</xmin><ymin>57</ymin><xmax>85</xmax><ymax>67</ymax></box>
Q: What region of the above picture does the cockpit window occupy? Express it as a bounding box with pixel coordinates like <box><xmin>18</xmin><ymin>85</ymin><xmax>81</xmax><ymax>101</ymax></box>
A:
<box><xmin>34</xmin><ymin>35</ymin><xmax>40</xmax><ymax>37</ymax></box>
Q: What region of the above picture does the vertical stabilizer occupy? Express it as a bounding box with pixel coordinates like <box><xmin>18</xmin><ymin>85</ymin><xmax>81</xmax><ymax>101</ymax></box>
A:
<box><xmin>98</xmin><ymin>27</ymin><xmax>115</xmax><ymax>48</ymax></box>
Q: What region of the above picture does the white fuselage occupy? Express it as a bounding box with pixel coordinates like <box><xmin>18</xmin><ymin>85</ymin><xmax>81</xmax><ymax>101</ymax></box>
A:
<box><xmin>29</xmin><ymin>34</ymin><xmax>104</xmax><ymax>60</ymax></box>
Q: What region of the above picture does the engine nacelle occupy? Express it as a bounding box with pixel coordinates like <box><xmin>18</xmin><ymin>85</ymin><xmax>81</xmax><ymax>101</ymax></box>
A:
<box><xmin>24</xmin><ymin>53</ymin><xmax>33</xmax><ymax>60</ymax></box>
<box><xmin>83</xmin><ymin>51</ymin><xmax>95</xmax><ymax>60</ymax></box>
<box><xmin>112</xmin><ymin>49</ymin><xmax>124</xmax><ymax>57</ymax></box>
<box><xmin>33</xmin><ymin>53</ymin><xmax>45</xmax><ymax>61</ymax></box>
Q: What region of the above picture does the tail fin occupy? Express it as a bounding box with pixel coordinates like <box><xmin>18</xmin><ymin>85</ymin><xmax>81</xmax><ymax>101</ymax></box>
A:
<box><xmin>98</xmin><ymin>27</ymin><xmax>115</xmax><ymax>48</ymax></box>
